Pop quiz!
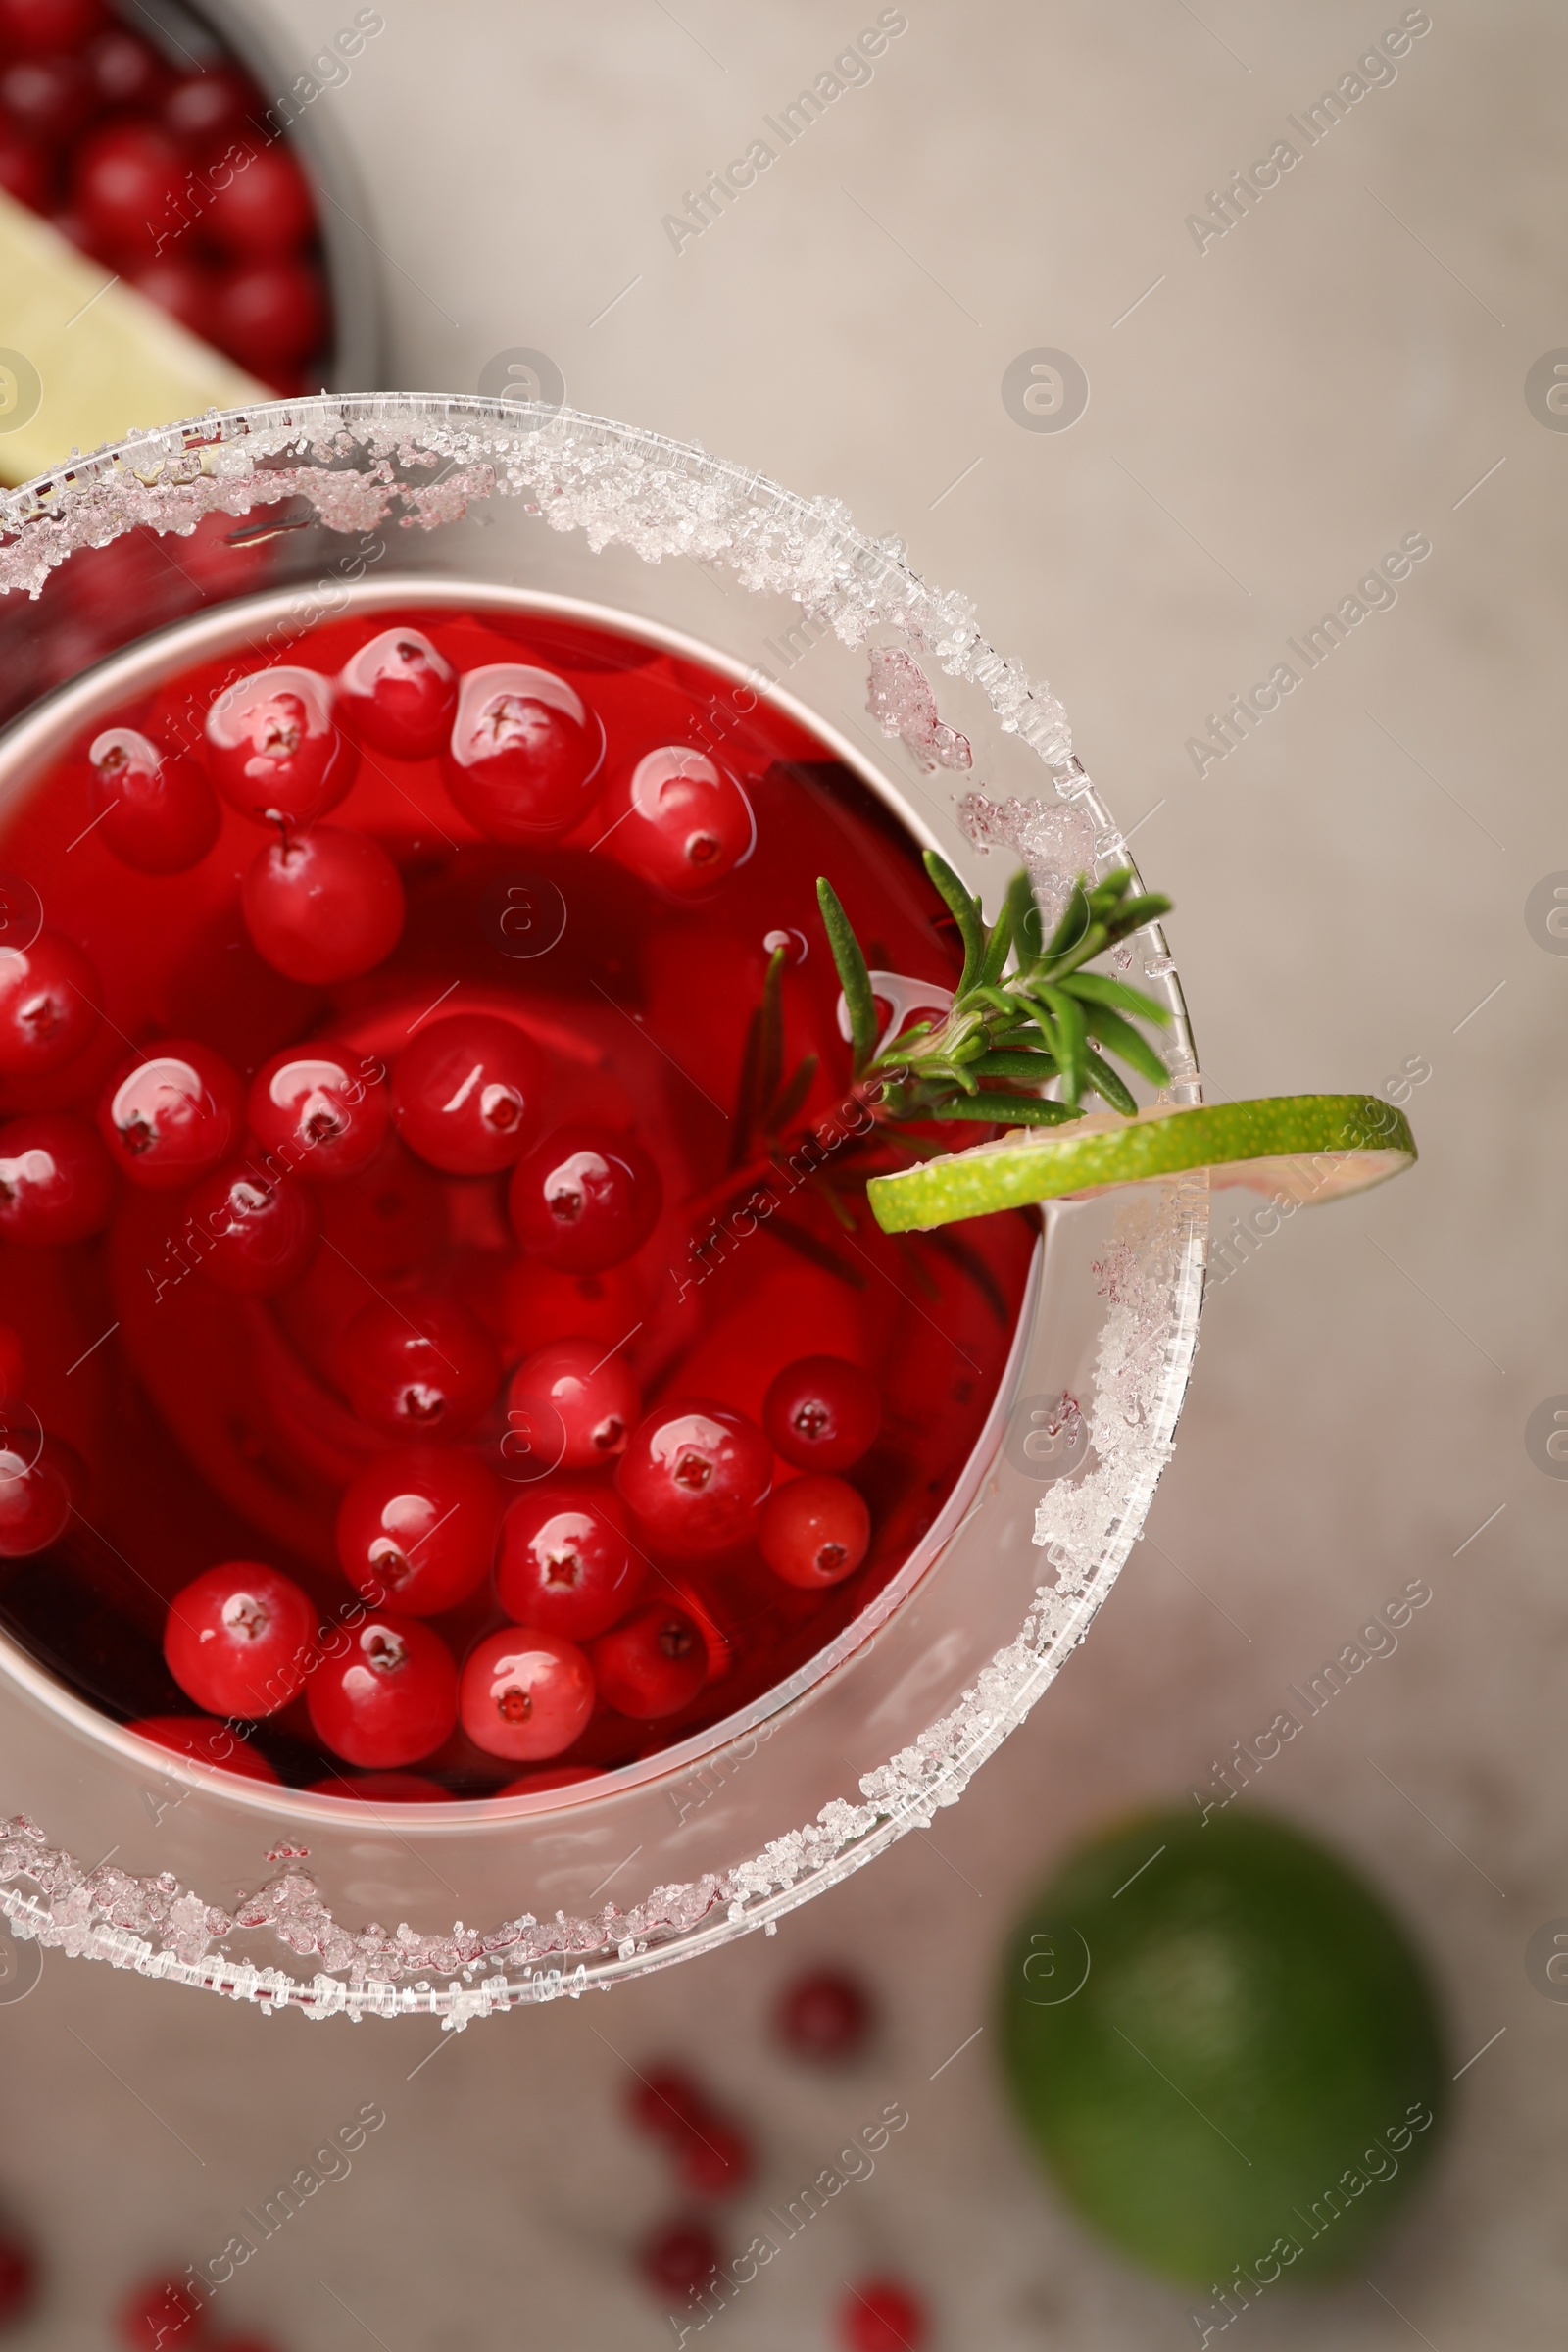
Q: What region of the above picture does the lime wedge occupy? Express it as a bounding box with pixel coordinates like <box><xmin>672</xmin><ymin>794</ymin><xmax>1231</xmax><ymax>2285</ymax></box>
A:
<box><xmin>866</xmin><ymin>1095</ymin><xmax>1417</xmax><ymax>1233</ymax></box>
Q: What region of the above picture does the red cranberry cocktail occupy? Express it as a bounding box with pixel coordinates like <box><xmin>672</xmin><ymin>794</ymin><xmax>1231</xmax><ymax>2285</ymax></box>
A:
<box><xmin>0</xmin><ymin>586</ymin><xmax>1034</xmax><ymax>1801</ymax></box>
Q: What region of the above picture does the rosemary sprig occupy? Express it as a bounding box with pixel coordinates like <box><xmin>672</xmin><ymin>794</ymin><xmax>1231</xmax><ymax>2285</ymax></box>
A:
<box><xmin>817</xmin><ymin>856</ymin><xmax>1174</xmax><ymax>1127</ymax></box>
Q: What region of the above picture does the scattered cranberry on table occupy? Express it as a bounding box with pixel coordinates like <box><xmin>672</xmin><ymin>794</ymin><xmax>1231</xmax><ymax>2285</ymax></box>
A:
<box><xmin>115</xmin><ymin>2275</ymin><xmax>206</xmax><ymax>2351</ymax></box>
<box><xmin>776</xmin><ymin>1966</ymin><xmax>875</xmax><ymax>2063</ymax></box>
<box><xmin>839</xmin><ymin>2278</ymin><xmax>929</xmax><ymax>2352</ymax></box>
<box><xmin>0</xmin><ymin>2227</ymin><xmax>32</xmax><ymax>2328</ymax></box>
<box><xmin>637</xmin><ymin>2215</ymin><xmax>721</xmax><ymax>2301</ymax></box>
<box><xmin>626</xmin><ymin>2064</ymin><xmax>754</xmax><ymax>2197</ymax></box>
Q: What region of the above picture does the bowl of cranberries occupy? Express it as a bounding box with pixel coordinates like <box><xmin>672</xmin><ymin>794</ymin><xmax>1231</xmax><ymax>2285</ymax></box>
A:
<box><xmin>0</xmin><ymin>394</ymin><xmax>1202</xmax><ymax>2019</ymax></box>
<box><xmin>0</xmin><ymin>0</ymin><xmax>382</xmax><ymax>394</ymax></box>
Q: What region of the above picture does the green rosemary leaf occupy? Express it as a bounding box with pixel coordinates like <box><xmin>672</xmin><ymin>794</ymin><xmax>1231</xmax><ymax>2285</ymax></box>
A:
<box><xmin>977</xmin><ymin>983</ymin><xmax>1022</xmax><ymax>1022</ymax></box>
<box><xmin>1083</xmin><ymin>1049</ymin><xmax>1138</xmax><ymax>1116</ymax></box>
<box><xmin>968</xmin><ymin>1050</ymin><xmax>1060</xmax><ymax>1081</ymax></box>
<box><xmin>1103</xmin><ymin>892</ymin><xmax>1173</xmax><ymax>936</ymax></box>
<box><xmin>816</xmin><ymin>879</ymin><xmax>877</xmax><ymax>1071</ymax></box>
<box><xmin>1002</xmin><ymin>868</ymin><xmax>1039</xmax><ymax>966</ymax></box>
<box><xmin>1063</xmin><ymin>971</ymin><xmax>1174</xmax><ymax>1027</ymax></box>
<box><xmin>808</xmin><ymin>1173</ymin><xmax>859</xmax><ymax>1231</ymax></box>
<box><xmin>929</xmin><ymin>1095</ymin><xmax>1081</xmax><ymax>1125</ymax></box>
<box><xmin>1078</xmin><ymin>1002</ymin><xmax>1170</xmax><ymax>1088</ymax></box>
<box><xmin>977</xmin><ymin>893</ymin><xmax>1015</xmax><ymax>991</ymax></box>
<box><xmin>1036</xmin><ymin>983</ymin><xmax>1088</xmax><ymax>1106</ymax></box>
<box><xmin>768</xmin><ymin>1211</ymin><xmax>868</xmax><ymax>1287</ymax></box>
<box><xmin>1039</xmin><ymin>878</ymin><xmax>1093</xmax><ymax>966</ymax></box>
<box><xmin>922</xmin><ymin>849</ymin><xmax>985</xmax><ymax>993</ymax></box>
<box><xmin>765</xmin><ymin>1053</ymin><xmax>818</xmax><ymax>1137</ymax></box>
<box><xmin>729</xmin><ymin>942</ymin><xmax>786</xmax><ymax>1168</ymax></box>
<box><xmin>923</xmin><ymin>1224</ymin><xmax>1010</xmax><ymax>1324</ymax></box>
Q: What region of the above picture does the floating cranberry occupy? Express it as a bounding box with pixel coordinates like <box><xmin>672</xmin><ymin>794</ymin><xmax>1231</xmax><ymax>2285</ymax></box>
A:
<box><xmin>0</xmin><ymin>52</ymin><xmax>90</xmax><ymax>145</ymax></box>
<box><xmin>248</xmin><ymin>1046</ymin><xmax>391</xmax><ymax>1182</ymax></box>
<box><xmin>127</xmin><ymin>1715</ymin><xmax>281</xmax><ymax>1783</ymax></box>
<box><xmin>616</xmin><ymin>1399</ymin><xmax>771</xmax><ymax>1554</ymax></box>
<box><xmin>763</xmin><ymin>1354</ymin><xmax>880</xmax><ymax>1472</ymax></box>
<box><xmin>505</xmin><ymin>1338</ymin><xmax>639</xmax><ymax>1475</ymax></box>
<box><xmin>777</xmin><ymin>1967</ymin><xmax>874</xmax><ymax>2062</ymax></box>
<box><xmin>338</xmin><ymin>627</ymin><xmax>458</xmax><ymax>759</ymax></box>
<box><xmin>0</xmin><ymin>1111</ymin><xmax>112</xmax><ymax>1245</ymax></box>
<box><xmin>759</xmin><ymin>1474</ymin><xmax>870</xmax><ymax>1590</ymax></box>
<box><xmin>203</xmin><ymin>140</ymin><xmax>313</xmax><ymax>255</ymax></box>
<box><xmin>241</xmin><ymin>825</ymin><xmax>405</xmax><ymax>983</ymax></box>
<box><xmin>163</xmin><ymin>1560</ymin><xmax>317</xmax><ymax>1718</ymax></box>
<box><xmin>307</xmin><ymin>1610</ymin><xmax>459</xmax><ymax>1768</ymax></box>
<box><xmin>98</xmin><ymin>1039</ymin><xmax>242</xmax><ymax>1190</ymax></box>
<box><xmin>0</xmin><ymin>0</ymin><xmax>103</xmax><ymax>53</ymax></box>
<box><xmin>495</xmin><ymin>1482</ymin><xmax>643</xmax><ymax>1641</ymax></box>
<box><xmin>637</xmin><ymin>2216</ymin><xmax>720</xmax><ymax>2301</ymax></box>
<box><xmin>0</xmin><ymin>1326</ymin><xmax>23</xmax><ymax>1399</ymax></box>
<box><xmin>336</xmin><ymin>1444</ymin><xmax>503</xmax><ymax>1615</ymax></box>
<box><xmin>838</xmin><ymin>2278</ymin><xmax>928</xmax><ymax>2352</ymax></box>
<box><xmin>592</xmin><ymin>1600</ymin><xmax>706</xmax><ymax>1719</ymax></box>
<box><xmin>0</xmin><ymin>2227</ymin><xmax>34</xmax><ymax>2325</ymax></box>
<box><xmin>216</xmin><ymin>257</ymin><xmax>326</xmax><ymax>374</ymax></box>
<box><xmin>509</xmin><ymin>1122</ymin><xmax>662</xmax><ymax>1273</ymax></box>
<box><xmin>86</xmin><ymin>26</ymin><xmax>164</xmax><ymax>111</ymax></box>
<box><xmin>460</xmin><ymin>1624</ymin><xmax>596</xmax><ymax>1762</ymax></box>
<box><xmin>187</xmin><ymin>1157</ymin><xmax>318</xmax><ymax>1295</ymax></box>
<box><xmin>126</xmin><ymin>254</ymin><xmax>220</xmax><ymax>341</ymax></box>
<box><xmin>86</xmin><ymin>725</ymin><xmax>220</xmax><ymax>875</ymax></box>
<box><xmin>0</xmin><ymin>1439</ymin><xmax>73</xmax><ymax>1558</ymax></box>
<box><xmin>613</xmin><ymin>746</ymin><xmax>755</xmax><ymax>898</ymax></box>
<box><xmin>114</xmin><ymin>2275</ymin><xmax>206</xmax><ymax>2351</ymax></box>
<box><xmin>392</xmin><ymin>1012</ymin><xmax>545</xmax><ymax>1175</ymax></box>
<box><xmin>442</xmin><ymin>662</ymin><xmax>602</xmax><ymax>839</ymax></box>
<box><xmin>73</xmin><ymin>121</ymin><xmax>184</xmax><ymax>257</ymax></box>
<box><xmin>203</xmin><ymin>666</ymin><xmax>354</xmax><ymax>826</ymax></box>
<box><xmin>0</xmin><ymin>122</ymin><xmax>48</xmax><ymax>209</ymax></box>
<box><xmin>0</xmin><ymin>930</ymin><xmax>100</xmax><ymax>1077</ymax></box>
<box><xmin>162</xmin><ymin>63</ymin><xmax>253</xmax><ymax>147</ymax></box>
<box><xmin>339</xmin><ymin>1296</ymin><xmax>501</xmax><ymax>1438</ymax></box>
<box><xmin>307</xmin><ymin>1770</ymin><xmax>448</xmax><ymax>1802</ymax></box>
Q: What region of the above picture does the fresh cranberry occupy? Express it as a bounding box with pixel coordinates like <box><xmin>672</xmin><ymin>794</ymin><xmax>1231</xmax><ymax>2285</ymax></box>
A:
<box><xmin>508</xmin><ymin>1122</ymin><xmax>661</xmax><ymax>1273</ymax></box>
<box><xmin>628</xmin><ymin>2067</ymin><xmax>710</xmax><ymax>2142</ymax></box>
<box><xmin>505</xmin><ymin>1339</ymin><xmax>639</xmax><ymax>1475</ymax></box>
<box><xmin>98</xmin><ymin>1040</ymin><xmax>242</xmax><ymax>1189</ymax></box>
<box><xmin>458</xmin><ymin>1625</ymin><xmax>595</xmax><ymax>1761</ymax></box>
<box><xmin>0</xmin><ymin>1111</ymin><xmax>112</xmax><ymax>1245</ymax></box>
<box><xmin>187</xmin><ymin>1156</ymin><xmax>318</xmax><ymax>1295</ymax></box>
<box><xmin>442</xmin><ymin>663</ymin><xmax>602</xmax><ymax>839</ymax></box>
<box><xmin>616</xmin><ymin>1399</ymin><xmax>771</xmax><ymax>1554</ymax></box>
<box><xmin>0</xmin><ymin>52</ymin><xmax>90</xmax><ymax>144</ymax></box>
<box><xmin>316</xmin><ymin>1137</ymin><xmax>441</xmax><ymax>1274</ymax></box>
<box><xmin>86</xmin><ymin>725</ymin><xmax>219</xmax><ymax>874</ymax></box>
<box><xmin>162</xmin><ymin>64</ymin><xmax>253</xmax><ymax>148</ymax></box>
<box><xmin>777</xmin><ymin>1967</ymin><xmax>874</xmax><ymax>2062</ymax></box>
<box><xmin>612</xmin><ymin>746</ymin><xmax>755</xmax><ymax>898</ymax></box>
<box><xmin>248</xmin><ymin>1046</ymin><xmax>390</xmax><ymax>1182</ymax></box>
<box><xmin>126</xmin><ymin>254</ymin><xmax>220</xmax><ymax>341</ymax></box>
<box><xmin>307</xmin><ymin>1609</ymin><xmax>458</xmax><ymax>1768</ymax></box>
<box><xmin>0</xmin><ymin>1326</ymin><xmax>23</xmax><ymax>1398</ymax></box>
<box><xmin>678</xmin><ymin>2117</ymin><xmax>754</xmax><ymax>2199</ymax></box>
<box><xmin>392</xmin><ymin>1012</ymin><xmax>545</xmax><ymax>1176</ymax></box>
<box><xmin>307</xmin><ymin>1770</ymin><xmax>448</xmax><ymax>1802</ymax></box>
<box><xmin>73</xmin><ymin>121</ymin><xmax>184</xmax><ymax>257</ymax></box>
<box><xmin>0</xmin><ymin>929</ymin><xmax>100</xmax><ymax>1077</ymax></box>
<box><xmin>637</xmin><ymin>2216</ymin><xmax>720</xmax><ymax>2300</ymax></box>
<box><xmin>0</xmin><ymin>0</ymin><xmax>103</xmax><ymax>52</ymax></box>
<box><xmin>127</xmin><ymin>1715</ymin><xmax>281</xmax><ymax>1784</ymax></box>
<box><xmin>338</xmin><ymin>627</ymin><xmax>458</xmax><ymax>759</ymax></box>
<box><xmin>339</xmin><ymin>1296</ymin><xmax>501</xmax><ymax>1438</ymax></box>
<box><xmin>759</xmin><ymin>1474</ymin><xmax>870</xmax><ymax>1590</ymax></box>
<box><xmin>0</xmin><ymin>2228</ymin><xmax>34</xmax><ymax>2325</ymax></box>
<box><xmin>241</xmin><ymin>825</ymin><xmax>405</xmax><ymax>984</ymax></box>
<box><xmin>0</xmin><ymin>122</ymin><xmax>48</xmax><ymax>209</ymax></box>
<box><xmin>203</xmin><ymin>140</ymin><xmax>314</xmax><ymax>255</ymax></box>
<box><xmin>114</xmin><ymin>2275</ymin><xmax>206</xmax><ymax>2351</ymax></box>
<box><xmin>839</xmin><ymin>2278</ymin><xmax>929</xmax><ymax>2352</ymax></box>
<box><xmin>163</xmin><ymin>1560</ymin><xmax>317</xmax><ymax>1718</ymax></box>
<box><xmin>203</xmin><ymin>666</ymin><xmax>355</xmax><ymax>826</ymax></box>
<box><xmin>0</xmin><ymin>1439</ymin><xmax>73</xmax><ymax>1558</ymax></box>
<box><xmin>592</xmin><ymin>1600</ymin><xmax>706</xmax><ymax>1718</ymax></box>
<box><xmin>498</xmin><ymin>1764</ymin><xmax>602</xmax><ymax>1795</ymax></box>
<box><xmin>763</xmin><ymin>1354</ymin><xmax>880</xmax><ymax>1471</ymax></box>
<box><xmin>495</xmin><ymin>1482</ymin><xmax>643</xmax><ymax>1640</ymax></box>
<box><xmin>336</xmin><ymin>1444</ymin><xmax>503</xmax><ymax>1615</ymax></box>
<box><xmin>86</xmin><ymin>27</ymin><xmax>164</xmax><ymax>111</ymax></box>
<box><xmin>215</xmin><ymin>257</ymin><xmax>326</xmax><ymax>374</ymax></box>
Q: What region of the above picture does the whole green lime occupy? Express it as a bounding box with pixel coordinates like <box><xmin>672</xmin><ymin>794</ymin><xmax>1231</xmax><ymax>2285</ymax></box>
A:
<box><xmin>999</xmin><ymin>1809</ymin><xmax>1446</xmax><ymax>2289</ymax></box>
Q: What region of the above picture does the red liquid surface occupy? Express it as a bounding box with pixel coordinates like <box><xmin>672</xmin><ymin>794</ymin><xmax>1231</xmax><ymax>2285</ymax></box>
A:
<box><xmin>0</xmin><ymin>603</ymin><xmax>1034</xmax><ymax>1798</ymax></box>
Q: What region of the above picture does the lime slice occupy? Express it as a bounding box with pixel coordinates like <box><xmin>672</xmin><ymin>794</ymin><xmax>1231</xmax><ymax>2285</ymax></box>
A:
<box><xmin>866</xmin><ymin>1094</ymin><xmax>1416</xmax><ymax>1233</ymax></box>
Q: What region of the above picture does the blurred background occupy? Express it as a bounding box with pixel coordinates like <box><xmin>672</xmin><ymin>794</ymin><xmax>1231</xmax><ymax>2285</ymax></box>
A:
<box><xmin>0</xmin><ymin>0</ymin><xmax>1563</xmax><ymax>2343</ymax></box>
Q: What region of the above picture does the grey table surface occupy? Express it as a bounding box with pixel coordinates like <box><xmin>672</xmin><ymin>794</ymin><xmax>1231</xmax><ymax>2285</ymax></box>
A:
<box><xmin>4</xmin><ymin>1</ymin><xmax>1564</xmax><ymax>2343</ymax></box>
